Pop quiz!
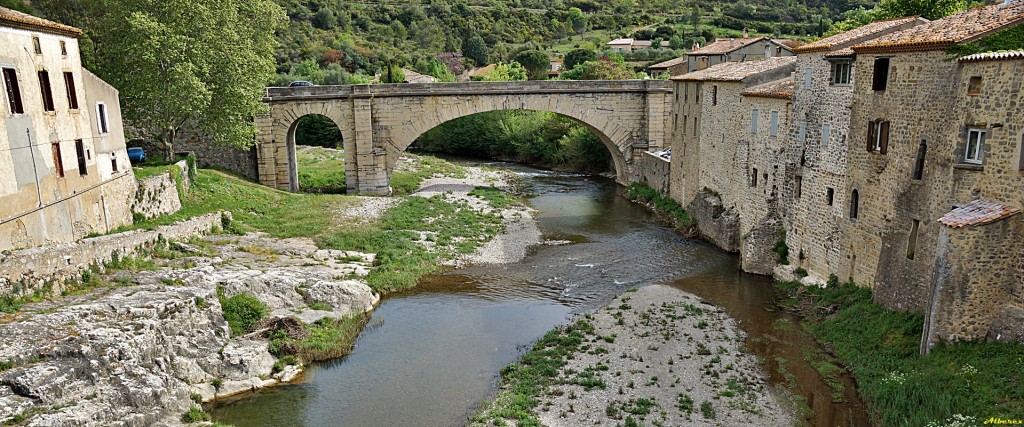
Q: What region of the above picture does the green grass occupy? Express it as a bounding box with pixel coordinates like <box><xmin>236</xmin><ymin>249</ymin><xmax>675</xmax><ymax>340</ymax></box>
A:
<box><xmin>777</xmin><ymin>280</ymin><xmax>1024</xmax><ymax>426</ymax></box>
<box><xmin>181</xmin><ymin>406</ymin><xmax>211</xmax><ymax>423</ymax></box>
<box><xmin>296</xmin><ymin>146</ymin><xmax>346</xmax><ymax>193</ymax></box>
<box><xmin>472</xmin><ymin>320</ymin><xmax>595</xmax><ymax>426</ymax></box>
<box><xmin>625</xmin><ymin>181</ymin><xmax>696</xmax><ymax>230</ymax></box>
<box><xmin>468</xmin><ymin>186</ymin><xmax>519</xmax><ymax>209</ymax></box>
<box><xmin>218</xmin><ymin>291</ymin><xmax>268</xmax><ymax>336</ymax></box>
<box><xmin>390</xmin><ymin>155</ymin><xmax>467</xmax><ymax>195</ymax></box>
<box><xmin>266</xmin><ymin>313</ymin><xmax>369</xmax><ymax>362</ymax></box>
<box><xmin>132</xmin><ymin>164</ymin><xmax>178</xmax><ymax>180</ymax></box>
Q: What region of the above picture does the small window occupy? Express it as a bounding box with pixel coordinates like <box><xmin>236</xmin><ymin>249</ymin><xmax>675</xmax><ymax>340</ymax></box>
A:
<box><xmin>770</xmin><ymin>111</ymin><xmax>779</xmax><ymax>137</ymax></box>
<box><xmin>38</xmin><ymin>71</ymin><xmax>55</xmax><ymax>112</ymax></box>
<box><xmin>75</xmin><ymin>139</ymin><xmax>87</xmax><ymax>175</ymax></box>
<box><xmin>872</xmin><ymin>58</ymin><xmax>890</xmax><ymax>91</ymax></box>
<box><xmin>96</xmin><ymin>103</ymin><xmax>110</xmax><ymax>134</ymax></box>
<box><xmin>913</xmin><ymin>141</ymin><xmax>927</xmax><ymax>180</ymax></box>
<box><xmin>798</xmin><ymin>121</ymin><xmax>806</xmax><ymax>141</ymax></box>
<box><xmin>795</xmin><ymin>175</ymin><xmax>802</xmax><ymax>198</ymax></box>
<box><xmin>60</xmin><ymin>40</ymin><xmax>67</xmax><ymax>56</ymax></box>
<box><xmin>850</xmin><ymin>190</ymin><xmax>859</xmax><ymax>219</ymax></box>
<box><xmin>803</xmin><ymin>68</ymin><xmax>812</xmax><ymax>88</ymax></box>
<box><xmin>826</xmin><ymin>187</ymin><xmax>834</xmax><ymax>206</ymax></box>
<box><xmin>2</xmin><ymin>67</ymin><xmax>24</xmax><ymax>114</ymax></box>
<box><xmin>907</xmin><ymin>219</ymin><xmax>920</xmax><ymax>260</ymax></box>
<box><xmin>751</xmin><ymin>109</ymin><xmax>759</xmax><ymax>134</ymax></box>
<box><xmin>712</xmin><ymin>85</ymin><xmax>718</xmax><ymax>106</ymax></box>
<box><xmin>63</xmin><ymin>72</ymin><xmax>78</xmax><ymax>110</ymax></box>
<box><xmin>111</xmin><ymin>154</ymin><xmax>118</xmax><ymax>172</ymax></box>
<box><xmin>967</xmin><ymin>76</ymin><xmax>981</xmax><ymax>96</ymax></box>
<box><xmin>695</xmin><ymin>83</ymin><xmax>700</xmax><ymax>103</ymax></box>
<box><xmin>683</xmin><ymin>114</ymin><xmax>688</xmax><ymax>134</ymax></box>
<box><xmin>751</xmin><ymin>168</ymin><xmax>758</xmax><ymax>187</ymax></box>
<box><xmin>32</xmin><ymin>36</ymin><xmax>42</xmax><ymax>54</ymax></box>
<box><xmin>831</xmin><ymin>61</ymin><xmax>851</xmax><ymax>85</ymax></box>
<box><xmin>868</xmin><ymin>120</ymin><xmax>890</xmax><ymax>153</ymax></box>
<box><xmin>821</xmin><ymin>123</ymin><xmax>831</xmax><ymax>146</ymax></box>
<box><xmin>965</xmin><ymin>129</ymin><xmax>985</xmax><ymax>164</ymax></box>
<box><xmin>52</xmin><ymin>142</ymin><xmax>64</xmax><ymax>177</ymax></box>
<box><xmin>692</xmin><ymin>117</ymin><xmax>697</xmax><ymax>135</ymax></box>
<box><xmin>684</xmin><ymin>83</ymin><xmax>688</xmax><ymax>102</ymax></box>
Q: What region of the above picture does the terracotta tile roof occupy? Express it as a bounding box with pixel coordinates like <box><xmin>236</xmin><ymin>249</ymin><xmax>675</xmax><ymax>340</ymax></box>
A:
<box><xmin>938</xmin><ymin>199</ymin><xmax>1022</xmax><ymax>228</ymax></box>
<box><xmin>690</xmin><ymin>37</ymin><xmax>767</xmax><ymax>55</ymax></box>
<box><xmin>672</xmin><ymin>57</ymin><xmax>797</xmax><ymax>82</ymax></box>
<box><xmin>958</xmin><ymin>49</ymin><xmax>1024</xmax><ymax>62</ymax></box>
<box><xmin>0</xmin><ymin>6</ymin><xmax>81</xmax><ymax>37</ymax></box>
<box><xmin>741</xmin><ymin>79</ymin><xmax>796</xmax><ymax>100</ymax></box>
<box><xmin>853</xmin><ymin>1</ymin><xmax>1024</xmax><ymax>54</ymax></box>
<box><xmin>649</xmin><ymin>56</ymin><xmax>688</xmax><ymax>69</ymax></box>
<box><xmin>824</xmin><ymin>48</ymin><xmax>856</xmax><ymax>58</ymax></box>
<box><xmin>778</xmin><ymin>39</ymin><xmax>805</xmax><ymax>49</ymax></box>
<box><xmin>795</xmin><ymin>17</ymin><xmax>928</xmax><ymax>53</ymax></box>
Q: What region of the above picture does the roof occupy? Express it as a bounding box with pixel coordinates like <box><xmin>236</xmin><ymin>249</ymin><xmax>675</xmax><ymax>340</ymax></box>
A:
<box><xmin>938</xmin><ymin>199</ymin><xmax>1022</xmax><ymax>228</ymax></box>
<box><xmin>608</xmin><ymin>38</ymin><xmax>635</xmax><ymax>45</ymax></box>
<box><xmin>402</xmin><ymin>69</ymin><xmax>436</xmax><ymax>84</ymax></box>
<box><xmin>854</xmin><ymin>1</ymin><xmax>1024</xmax><ymax>54</ymax></box>
<box><xmin>649</xmin><ymin>56</ymin><xmax>688</xmax><ymax>69</ymax></box>
<box><xmin>741</xmin><ymin>79</ymin><xmax>796</xmax><ymax>100</ymax></box>
<box><xmin>468</xmin><ymin>64</ymin><xmax>496</xmax><ymax>77</ymax></box>
<box><xmin>794</xmin><ymin>17</ymin><xmax>928</xmax><ymax>53</ymax></box>
<box><xmin>673</xmin><ymin>56</ymin><xmax>797</xmax><ymax>82</ymax></box>
<box><xmin>0</xmin><ymin>6</ymin><xmax>82</xmax><ymax>37</ymax></box>
<box><xmin>690</xmin><ymin>37</ymin><xmax>768</xmax><ymax>55</ymax></box>
<box><xmin>958</xmin><ymin>49</ymin><xmax>1024</xmax><ymax>62</ymax></box>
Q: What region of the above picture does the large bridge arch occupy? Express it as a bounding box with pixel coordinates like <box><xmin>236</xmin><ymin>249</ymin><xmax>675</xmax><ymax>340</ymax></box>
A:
<box><xmin>255</xmin><ymin>80</ymin><xmax>673</xmax><ymax>195</ymax></box>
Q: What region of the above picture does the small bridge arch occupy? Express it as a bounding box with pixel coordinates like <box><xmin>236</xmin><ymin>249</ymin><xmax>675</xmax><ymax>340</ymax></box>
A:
<box><xmin>255</xmin><ymin>80</ymin><xmax>673</xmax><ymax>195</ymax></box>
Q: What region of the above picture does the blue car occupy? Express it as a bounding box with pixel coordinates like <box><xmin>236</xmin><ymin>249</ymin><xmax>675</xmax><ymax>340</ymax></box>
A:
<box><xmin>127</xmin><ymin>147</ymin><xmax>146</xmax><ymax>163</ymax></box>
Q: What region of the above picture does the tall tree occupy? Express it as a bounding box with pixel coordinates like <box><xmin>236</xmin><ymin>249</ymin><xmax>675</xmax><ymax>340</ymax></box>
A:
<box><xmin>95</xmin><ymin>0</ymin><xmax>285</xmax><ymax>160</ymax></box>
<box><xmin>513</xmin><ymin>50</ymin><xmax>550</xmax><ymax>80</ymax></box>
<box><xmin>563</xmin><ymin>49</ymin><xmax>598</xmax><ymax>70</ymax></box>
<box><xmin>568</xmin><ymin>7</ymin><xmax>588</xmax><ymax>36</ymax></box>
<box><xmin>462</xmin><ymin>33</ymin><xmax>490</xmax><ymax>66</ymax></box>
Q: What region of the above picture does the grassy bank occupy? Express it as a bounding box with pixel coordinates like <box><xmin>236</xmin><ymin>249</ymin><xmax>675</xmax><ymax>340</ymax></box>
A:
<box><xmin>623</xmin><ymin>181</ymin><xmax>696</xmax><ymax>232</ymax></box>
<box><xmin>296</xmin><ymin>146</ymin><xmax>346</xmax><ymax>193</ymax></box>
<box><xmin>777</xmin><ymin>281</ymin><xmax>1024</xmax><ymax>426</ymax></box>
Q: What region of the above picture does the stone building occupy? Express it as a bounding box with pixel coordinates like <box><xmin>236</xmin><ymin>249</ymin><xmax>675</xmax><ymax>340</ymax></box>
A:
<box><xmin>782</xmin><ymin>17</ymin><xmax>928</xmax><ymax>284</ymax></box>
<box><xmin>0</xmin><ymin>7</ymin><xmax>134</xmax><ymax>251</ymax></box>
<box><xmin>685</xmin><ymin>37</ymin><xmax>795</xmax><ymax>73</ymax></box>
<box><xmin>669</xmin><ymin>57</ymin><xmax>796</xmax><ymax>257</ymax></box>
<box><xmin>648</xmin><ymin>56</ymin><xmax>688</xmax><ymax>77</ymax></box>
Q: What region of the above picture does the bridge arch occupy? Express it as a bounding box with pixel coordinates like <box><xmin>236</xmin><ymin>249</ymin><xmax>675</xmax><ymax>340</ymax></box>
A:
<box><xmin>255</xmin><ymin>81</ymin><xmax>673</xmax><ymax>194</ymax></box>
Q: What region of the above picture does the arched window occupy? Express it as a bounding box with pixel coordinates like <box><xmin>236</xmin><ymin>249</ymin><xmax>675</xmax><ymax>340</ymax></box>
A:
<box><xmin>850</xmin><ymin>189</ymin><xmax>860</xmax><ymax>219</ymax></box>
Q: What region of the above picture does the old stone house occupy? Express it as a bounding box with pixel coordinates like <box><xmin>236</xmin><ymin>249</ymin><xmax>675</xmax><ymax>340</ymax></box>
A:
<box><xmin>0</xmin><ymin>7</ymin><xmax>134</xmax><ymax>250</ymax></box>
<box><xmin>648</xmin><ymin>56</ymin><xmax>688</xmax><ymax>77</ymax></box>
<box><xmin>782</xmin><ymin>17</ymin><xmax>928</xmax><ymax>284</ymax></box>
<box><xmin>606</xmin><ymin>38</ymin><xmax>671</xmax><ymax>52</ymax></box>
<box><xmin>685</xmin><ymin>37</ymin><xmax>795</xmax><ymax>73</ymax></box>
<box><xmin>669</xmin><ymin>57</ymin><xmax>796</xmax><ymax>260</ymax></box>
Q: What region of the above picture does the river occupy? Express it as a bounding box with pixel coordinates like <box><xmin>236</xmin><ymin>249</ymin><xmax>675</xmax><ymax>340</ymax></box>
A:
<box><xmin>211</xmin><ymin>163</ymin><xmax>870</xmax><ymax>426</ymax></box>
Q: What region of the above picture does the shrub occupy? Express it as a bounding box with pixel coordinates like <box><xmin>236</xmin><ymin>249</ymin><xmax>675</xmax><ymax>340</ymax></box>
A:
<box><xmin>181</xmin><ymin>406</ymin><xmax>210</xmax><ymax>423</ymax></box>
<box><xmin>220</xmin><ymin>293</ymin><xmax>268</xmax><ymax>336</ymax></box>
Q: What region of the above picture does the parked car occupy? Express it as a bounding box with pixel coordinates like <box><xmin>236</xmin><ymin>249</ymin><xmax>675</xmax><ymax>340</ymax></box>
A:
<box><xmin>127</xmin><ymin>147</ymin><xmax>146</xmax><ymax>163</ymax></box>
<box><xmin>288</xmin><ymin>80</ymin><xmax>314</xmax><ymax>87</ymax></box>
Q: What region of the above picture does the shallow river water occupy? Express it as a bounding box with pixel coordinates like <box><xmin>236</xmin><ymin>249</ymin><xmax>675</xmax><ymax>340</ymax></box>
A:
<box><xmin>212</xmin><ymin>164</ymin><xmax>870</xmax><ymax>426</ymax></box>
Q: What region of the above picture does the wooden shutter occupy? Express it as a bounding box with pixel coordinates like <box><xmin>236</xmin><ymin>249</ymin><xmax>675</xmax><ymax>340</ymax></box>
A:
<box><xmin>867</xmin><ymin>121</ymin><xmax>876</xmax><ymax>152</ymax></box>
<box><xmin>879</xmin><ymin>121</ymin><xmax>890</xmax><ymax>154</ymax></box>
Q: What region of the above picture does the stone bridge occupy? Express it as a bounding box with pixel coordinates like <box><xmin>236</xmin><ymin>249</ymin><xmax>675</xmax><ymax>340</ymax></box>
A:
<box><xmin>255</xmin><ymin>80</ymin><xmax>673</xmax><ymax>195</ymax></box>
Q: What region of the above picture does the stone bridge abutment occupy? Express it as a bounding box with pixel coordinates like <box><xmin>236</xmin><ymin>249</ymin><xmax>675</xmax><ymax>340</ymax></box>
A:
<box><xmin>255</xmin><ymin>80</ymin><xmax>673</xmax><ymax>195</ymax></box>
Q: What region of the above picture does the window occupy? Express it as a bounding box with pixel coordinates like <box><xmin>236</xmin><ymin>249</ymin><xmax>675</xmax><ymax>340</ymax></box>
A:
<box><xmin>52</xmin><ymin>142</ymin><xmax>64</xmax><ymax>177</ymax></box>
<box><xmin>751</xmin><ymin>168</ymin><xmax>758</xmax><ymax>187</ymax></box>
<box><xmin>63</xmin><ymin>72</ymin><xmax>78</xmax><ymax>110</ymax></box>
<box><xmin>75</xmin><ymin>139</ymin><xmax>87</xmax><ymax>175</ymax></box>
<box><xmin>821</xmin><ymin>123</ymin><xmax>831</xmax><ymax>146</ymax></box>
<box><xmin>60</xmin><ymin>40</ymin><xmax>67</xmax><ymax>56</ymax></box>
<box><xmin>2</xmin><ymin>67</ymin><xmax>24</xmax><ymax>114</ymax></box>
<box><xmin>831</xmin><ymin>61</ymin><xmax>851</xmax><ymax>85</ymax></box>
<box><xmin>849</xmin><ymin>190</ymin><xmax>859</xmax><ymax>219</ymax></box>
<box><xmin>826</xmin><ymin>187</ymin><xmax>834</xmax><ymax>206</ymax></box>
<box><xmin>683</xmin><ymin>114</ymin><xmax>687</xmax><ymax>134</ymax></box>
<box><xmin>695</xmin><ymin>83</ymin><xmax>700</xmax><ymax>103</ymax></box>
<box><xmin>692</xmin><ymin>117</ymin><xmax>697</xmax><ymax>135</ymax></box>
<box><xmin>965</xmin><ymin>129</ymin><xmax>985</xmax><ymax>164</ymax></box>
<box><xmin>907</xmin><ymin>219</ymin><xmax>920</xmax><ymax>260</ymax></box>
<box><xmin>872</xmin><ymin>58</ymin><xmax>890</xmax><ymax>91</ymax></box>
<box><xmin>868</xmin><ymin>120</ymin><xmax>890</xmax><ymax>153</ymax></box>
<box><xmin>38</xmin><ymin>71</ymin><xmax>55</xmax><ymax>112</ymax></box>
<box><xmin>967</xmin><ymin>76</ymin><xmax>981</xmax><ymax>96</ymax></box>
<box><xmin>1019</xmin><ymin>135</ymin><xmax>1024</xmax><ymax>171</ymax></box>
<box><xmin>96</xmin><ymin>103</ymin><xmax>109</xmax><ymax>134</ymax></box>
<box><xmin>913</xmin><ymin>141</ymin><xmax>927</xmax><ymax>180</ymax></box>
<box><xmin>712</xmin><ymin>85</ymin><xmax>718</xmax><ymax>106</ymax></box>
<box><xmin>795</xmin><ymin>175</ymin><xmax>802</xmax><ymax>198</ymax></box>
<box><xmin>111</xmin><ymin>154</ymin><xmax>118</xmax><ymax>172</ymax></box>
<box><xmin>751</xmin><ymin>109</ymin><xmax>759</xmax><ymax>134</ymax></box>
<box><xmin>798</xmin><ymin>121</ymin><xmax>806</xmax><ymax>141</ymax></box>
<box><xmin>770</xmin><ymin>111</ymin><xmax>779</xmax><ymax>137</ymax></box>
<box><xmin>32</xmin><ymin>36</ymin><xmax>41</xmax><ymax>54</ymax></box>
<box><xmin>803</xmin><ymin>68</ymin><xmax>812</xmax><ymax>89</ymax></box>
<box><xmin>684</xmin><ymin>83</ymin><xmax>688</xmax><ymax>102</ymax></box>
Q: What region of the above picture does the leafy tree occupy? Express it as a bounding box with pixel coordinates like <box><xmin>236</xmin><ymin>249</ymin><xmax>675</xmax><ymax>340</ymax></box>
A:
<box><xmin>423</xmin><ymin>58</ymin><xmax>456</xmax><ymax>82</ymax></box>
<box><xmin>568</xmin><ymin>7</ymin><xmax>588</xmax><ymax>36</ymax></box>
<box><xmin>295</xmin><ymin>115</ymin><xmax>343</xmax><ymax>148</ymax></box>
<box><xmin>314</xmin><ymin>8</ymin><xmax>335</xmax><ymax>29</ymax></box>
<box><xmin>669</xmin><ymin>36</ymin><xmax>687</xmax><ymax>50</ymax></box>
<box><xmin>876</xmin><ymin>0</ymin><xmax>967</xmax><ymax>20</ymax></box>
<box><xmin>463</xmin><ymin>33</ymin><xmax>490</xmax><ymax>66</ymax></box>
<box><xmin>0</xmin><ymin>0</ymin><xmax>31</xmax><ymax>13</ymax></box>
<box><xmin>513</xmin><ymin>50</ymin><xmax>550</xmax><ymax>80</ymax></box>
<box><xmin>564</xmin><ymin>49</ymin><xmax>598</xmax><ymax>70</ymax></box>
<box><xmin>95</xmin><ymin>0</ymin><xmax>284</xmax><ymax>160</ymax></box>
<box><xmin>561</xmin><ymin>58</ymin><xmax>638</xmax><ymax>80</ymax></box>
<box><xmin>436</xmin><ymin>52</ymin><xmax>466</xmax><ymax>75</ymax></box>
<box><xmin>481</xmin><ymin>62</ymin><xmax>528</xmax><ymax>81</ymax></box>
<box><xmin>380</xmin><ymin>63</ymin><xmax>406</xmax><ymax>83</ymax></box>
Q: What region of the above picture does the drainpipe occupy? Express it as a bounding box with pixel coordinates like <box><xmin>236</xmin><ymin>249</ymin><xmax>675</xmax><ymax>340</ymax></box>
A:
<box><xmin>26</xmin><ymin>129</ymin><xmax>43</xmax><ymax>207</ymax></box>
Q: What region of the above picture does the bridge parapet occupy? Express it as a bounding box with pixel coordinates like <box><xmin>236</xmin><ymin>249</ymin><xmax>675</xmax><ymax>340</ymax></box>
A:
<box><xmin>265</xmin><ymin>80</ymin><xmax>673</xmax><ymax>101</ymax></box>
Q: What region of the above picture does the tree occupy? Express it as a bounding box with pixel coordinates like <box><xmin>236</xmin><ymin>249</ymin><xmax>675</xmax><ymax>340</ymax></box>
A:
<box><xmin>423</xmin><ymin>58</ymin><xmax>455</xmax><ymax>82</ymax></box>
<box><xmin>513</xmin><ymin>50</ymin><xmax>550</xmax><ymax>80</ymax></box>
<box><xmin>481</xmin><ymin>62</ymin><xmax>527</xmax><ymax>81</ymax></box>
<box><xmin>463</xmin><ymin>33</ymin><xmax>490</xmax><ymax>66</ymax></box>
<box><xmin>380</xmin><ymin>63</ymin><xmax>406</xmax><ymax>83</ymax></box>
<box><xmin>96</xmin><ymin>0</ymin><xmax>285</xmax><ymax>160</ymax></box>
<box><xmin>564</xmin><ymin>49</ymin><xmax>598</xmax><ymax>70</ymax></box>
<box><xmin>568</xmin><ymin>7</ymin><xmax>588</xmax><ymax>36</ymax></box>
<box><xmin>561</xmin><ymin>58</ymin><xmax>637</xmax><ymax>80</ymax></box>
<box><xmin>876</xmin><ymin>0</ymin><xmax>967</xmax><ymax>20</ymax></box>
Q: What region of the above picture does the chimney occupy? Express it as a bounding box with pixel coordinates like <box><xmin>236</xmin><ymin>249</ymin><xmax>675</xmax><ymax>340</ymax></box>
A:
<box><xmin>729</xmin><ymin>38</ymin><xmax>734</xmax><ymax>47</ymax></box>
<box><xmin>743</xmin><ymin>27</ymin><xmax>749</xmax><ymax>38</ymax></box>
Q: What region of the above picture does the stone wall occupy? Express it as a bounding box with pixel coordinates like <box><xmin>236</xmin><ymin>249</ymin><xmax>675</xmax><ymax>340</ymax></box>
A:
<box><xmin>637</xmin><ymin>152</ymin><xmax>671</xmax><ymax>195</ymax></box>
<box><xmin>131</xmin><ymin>160</ymin><xmax>191</xmax><ymax>220</ymax></box>
<box><xmin>0</xmin><ymin>211</ymin><xmax>227</xmax><ymax>297</ymax></box>
<box><xmin>130</xmin><ymin>137</ymin><xmax>258</xmax><ymax>181</ymax></box>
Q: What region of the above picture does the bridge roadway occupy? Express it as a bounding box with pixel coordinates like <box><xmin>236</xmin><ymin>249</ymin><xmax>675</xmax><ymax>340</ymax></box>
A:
<box><xmin>255</xmin><ymin>80</ymin><xmax>674</xmax><ymax>195</ymax></box>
